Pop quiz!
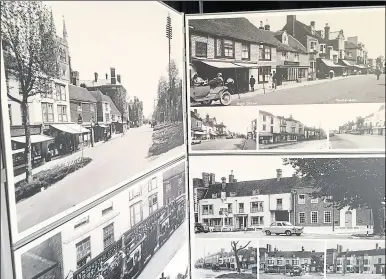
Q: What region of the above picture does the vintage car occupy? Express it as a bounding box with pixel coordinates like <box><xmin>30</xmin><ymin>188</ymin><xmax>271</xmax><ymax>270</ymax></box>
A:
<box><xmin>290</xmin><ymin>266</ymin><xmax>303</xmax><ymax>276</ymax></box>
<box><xmin>194</xmin><ymin>222</ymin><xmax>209</xmax><ymax>233</ymax></box>
<box><xmin>191</xmin><ymin>139</ymin><xmax>202</xmax><ymax>145</ymax></box>
<box><xmin>263</xmin><ymin>221</ymin><xmax>304</xmax><ymax>236</ymax></box>
<box><xmin>190</xmin><ymin>78</ymin><xmax>232</xmax><ymax>106</ymax></box>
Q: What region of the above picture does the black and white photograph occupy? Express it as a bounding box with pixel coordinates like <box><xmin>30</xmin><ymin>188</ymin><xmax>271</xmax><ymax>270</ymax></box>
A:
<box><xmin>186</xmin><ymin>7</ymin><xmax>385</xmax><ymax>107</ymax></box>
<box><xmin>259</xmin><ymin>240</ymin><xmax>325</xmax><ymax>278</ymax></box>
<box><xmin>14</xmin><ymin>160</ymin><xmax>188</xmax><ymax>279</ymax></box>
<box><xmin>258</xmin><ymin>106</ymin><xmax>328</xmax><ymax>151</ymax></box>
<box><xmin>328</xmin><ymin>103</ymin><xmax>385</xmax><ymax>150</ymax></box>
<box><xmin>190</xmin><ymin>107</ymin><xmax>257</xmax><ymax>151</ymax></box>
<box><xmin>190</xmin><ymin>155</ymin><xmax>385</xmax><ymax>240</ymax></box>
<box><xmin>326</xmin><ymin>240</ymin><xmax>385</xmax><ymax>279</ymax></box>
<box><xmin>156</xmin><ymin>242</ymin><xmax>189</xmax><ymax>279</ymax></box>
<box><xmin>1</xmin><ymin>1</ymin><xmax>185</xmax><ymax>236</ymax></box>
<box><xmin>193</xmin><ymin>239</ymin><xmax>258</xmax><ymax>279</ymax></box>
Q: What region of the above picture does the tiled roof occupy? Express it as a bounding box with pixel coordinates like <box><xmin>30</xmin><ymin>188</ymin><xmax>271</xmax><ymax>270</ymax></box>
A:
<box><xmin>163</xmin><ymin>162</ymin><xmax>185</xmax><ymax>180</ymax></box>
<box><xmin>267</xmin><ymin>251</ymin><xmax>324</xmax><ymax>259</ymax></box>
<box><xmin>89</xmin><ymin>90</ymin><xmax>105</xmax><ymax>102</ymax></box>
<box><xmin>337</xmin><ymin>248</ymin><xmax>385</xmax><ymax>258</ymax></box>
<box><xmin>345</xmin><ymin>41</ymin><xmax>360</xmax><ymax>49</ymax></box>
<box><xmin>191</xmin><ymin>110</ymin><xmax>202</xmax><ymax>121</ymax></box>
<box><xmin>282</xmin><ymin>19</ymin><xmax>325</xmax><ymax>46</ymax></box>
<box><xmin>103</xmin><ymin>95</ymin><xmax>121</xmax><ymax>115</ymax></box>
<box><xmin>81</xmin><ymin>79</ymin><xmax>122</xmax><ymax>88</ymax></box>
<box><xmin>69</xmin><ymin>84</ymin><xmax>97</xmax><ymax>103</ymax></box>
<box><xmin>193</xmin><ymin>178</ymin><xmax>204</xmax><ymax>188</ymax></box>
<box><xmin>203</xmin><ymin>176</ymin><xmax>301</xmax><ymax>199</ymax></box>
<box><xmin>189</xmin><ymin>17</ymin><xmax>281</xmax><ymax>47</ymax></box>
<box><xmin>260</xmin><ymin>110</ymin><xmax>275</xmax><ymax>117</ymax></box>
<box><xmin>287</xmin><ymin>35</ymin><xmax>308</xmax><ymax>54</ymax></box>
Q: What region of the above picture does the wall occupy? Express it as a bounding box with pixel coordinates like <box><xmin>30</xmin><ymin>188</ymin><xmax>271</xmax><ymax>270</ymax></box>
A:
<box><xmin>269</xmin><ymin>193</ymin><xmax>292</xmax><ymax>211</ymax></box>
<box><xmin>191</xmin><ymin>34</ymin><xmax>215</xmax><ymax>59</ymax></box>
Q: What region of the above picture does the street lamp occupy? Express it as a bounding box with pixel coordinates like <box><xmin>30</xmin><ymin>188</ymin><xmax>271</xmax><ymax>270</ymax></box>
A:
<box><xmin>90</xmin><ymin>117</ymin><xmax>95</xmax><ymax>147</ymax></box>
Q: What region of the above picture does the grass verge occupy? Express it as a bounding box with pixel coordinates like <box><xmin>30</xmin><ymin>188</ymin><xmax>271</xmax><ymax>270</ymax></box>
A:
<box><xmin>148</xmin><ymin>122</ymin><xmax>184</xmax><ymax>157</ymax></box>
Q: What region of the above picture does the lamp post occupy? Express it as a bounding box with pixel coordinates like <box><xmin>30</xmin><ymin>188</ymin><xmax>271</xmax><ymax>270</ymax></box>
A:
<box><xmin>90</xmin><ymin>117</ymin><xmax>95</xmax><ymax>147</ymax></box>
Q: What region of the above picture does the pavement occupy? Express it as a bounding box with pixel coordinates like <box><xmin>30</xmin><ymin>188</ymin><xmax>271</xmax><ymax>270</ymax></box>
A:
<box><xmin>16</xmin><ymin>125</ymin><xmax>185</xmax><ymax>232</ymax></box>
<box><xmin>194</xmin><ymin>231</ymin><xmax>385</xmax><ymax>240</ymax></box>
<box><xmin>191</xmin><ymin>74</ymin><xmax>384</xmax><ymax>106</ymax></box>
<box><xmin>137</xmin><ymin>222</ymin><xmax>187</xmax><ymax>279</ymax></box>
<box><xmin>192</xmin><ymin>138</ymin><xmax>256</xmax><ymax>151</ymax></box>
<box><xmin>194</xmin><ymin>269</ymin><xmax>253</xmax><ymax>279</ymax></box>
<box><xmin>260</xmin><ymin>273</ymin><xmax>323</xmax><ymax>279</ymax></box>
<box><xmin>259</xmin><ymin>139</ymin><xmax>328</xmax><ymax>150</ymax></box>
<box><xmin>329</xmin><ymin>133</ymin><xmax>385</xmax><ymax>149</ymax></box>
<box><xmin>326</xmin><ymin>274</ymin><xmax>384</xmax><ymax>279</ymax></box>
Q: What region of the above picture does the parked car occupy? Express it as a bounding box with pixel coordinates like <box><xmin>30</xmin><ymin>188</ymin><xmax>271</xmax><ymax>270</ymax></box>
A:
<box><xmin>226</xmin><ymin>135</ymin><xmax>233</xmax><ymax>139</ymax></box>
<box><xmin>195</xmin><ymin>223</ymin><xmax>209</xmax><ymax>233</ymax></box>
<box><xmin>290</xmin><ymin>266</ymin><xmax>303</xmax><ymax>276</ymax></box>
<box><xmin>263</xmin><ymin>221</ymin><xmax>304</xmax><ymax>236</ymax></box>
<box><xmin>192</xmin><ymin>139</ymin><xmax>202</xmax><ymax>145</ymax></box>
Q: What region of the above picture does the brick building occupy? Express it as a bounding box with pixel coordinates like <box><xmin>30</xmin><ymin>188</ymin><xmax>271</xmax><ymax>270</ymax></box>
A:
<box><xmin>191</xmin><ymin>109</ymin><xmax>205</xmax><ymax>140</ymax></box>
<box><xmin>163</xmin><ymin>162</ymin><xmax>186</xmax><ymax>205</ymax></box>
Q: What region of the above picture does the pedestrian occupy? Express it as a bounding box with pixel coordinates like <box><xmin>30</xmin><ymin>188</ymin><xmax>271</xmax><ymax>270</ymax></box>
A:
<box><xmin>272</xmin><ymin>71</ymin><xmax>277</xmax><ymax>89</ymax></box>
<box><xmin>249</xmin><ymin>75</ymin><xmax>256</xmax><ymax>91</ymax></box>
<box><xmin>376</xmin><ymin>68</ymin><xmax>381</xmax><ymax>80</ymax></box>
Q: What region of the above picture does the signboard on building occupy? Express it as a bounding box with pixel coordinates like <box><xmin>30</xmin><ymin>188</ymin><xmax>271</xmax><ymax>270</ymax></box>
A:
<box><xmin>10</xmin><ymin>125</ymin><xmax>42</xmax><ymax>137</ymax></box>
<box><xmin>284</xmin><ymin>61</ymin><xmax>300</xmax><ymax>66</ymax></box>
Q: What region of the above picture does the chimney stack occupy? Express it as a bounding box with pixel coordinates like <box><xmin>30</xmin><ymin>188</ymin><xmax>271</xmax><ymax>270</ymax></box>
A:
<box><xmin>117</xmin><ymin>74</ymin><xmax>121</xmax><ymax>83</ymax></box>
<box><xmin>312</xmin><ymin>250</ymin><xmax>315</xmax><ymax>253</ymax></box>
<box><xmin>221</xmin><ymin>177</ymin><xmax>226</xmax><ymax>190</ymax></box>
<box><xmin>324</xmin><ymin>23</ymin><xmax>330</xmax><ymax>40</ymax></box>
<box><xmin>202</xmin><ymin>172</ymin><xmax>210</xmax><ymax>188</ymax></box>
<box><xmin>210</xmin><ymin>173</ymin><xmax>216</xmax><ymax>184</ymax></box>
<box><xmin>276</xmin><ymin>169</ymin><xmax>283</xmax><ymax>181</ymax></box>
<box><xmin>286</xmin><ymin>15</ymin><xmax>296</xmax><ymax>37</ymax></box>
<box><xmin>229</xmin><ymin>170</ymin><xmax>235</xmax><ymax>183</ymax></box>
<box><xmin>264</xmin><ymin>19</ymin><xmax>270</xmax><ymax>31</ymax></box>
<box><xmin>259</xmin><ymin>21</ymin><xmax>264</xmax><ymax>30</ymax></box>
<box><xmin>94</xmin><ymin>72</ymin><xmax>98</xmax><ymax>82</ymax></box>
<box><xmin>71</xmin><ymin>71</ymin><xmax>80</xmax><ymax>86</ymax></box>
<box><xmin>110</xmin><ymin>67</ymin><xmax>116</xmax><ymax>84</ymax></box>
<box><xmin>266</xmin><ymin>244</ymin><xmax>272</xmax><ymax>252</ymax></box>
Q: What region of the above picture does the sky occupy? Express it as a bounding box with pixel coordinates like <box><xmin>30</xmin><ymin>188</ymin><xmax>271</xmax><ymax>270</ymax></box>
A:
<box><xmin>244</xmin><ymin>7</ymin><xmax>385</xmax><ymax>59</ymax></box>
<box><xmin>158</xmin><ymin>243</ymin><xmax>189</xmax><ymax>278</ymax></box>
<box><xmin>327</xmin><ymin>240</ymin><xmax>384</xmax><ymax>251</ymax></box>
<box><xmin>47</xmin><ymin>1</ymin><xmax>184</xmax><ymax>118</ymax></box>
<box><xmin>193</xmin><ymin>107</ymin><xmax>257</xmax><ymax>134</ymax></box>
<box><xmin>260</xmin><ymin>105</ymin><xmax>326</xmax><ymax>130</ymax></box>
<box><xmin>194</xmin><ymin>239</ymin><xmax>255</xmax><ymax>260</ymax></box>
<box><xmin>189</xmin><ymin>156</ymin><xmax>296</xmax><ymax>181</ymax></box>
<box><xmin>260</xmin><ymin>240</ymin><xmax>325</xmax><ymax>252</ymax></box>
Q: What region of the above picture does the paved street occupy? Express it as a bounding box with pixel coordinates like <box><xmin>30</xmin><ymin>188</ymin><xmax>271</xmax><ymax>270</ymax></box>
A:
<box><xmin>194</xmin><ymin>231</ymin><xmax>385</xmax><ymax>240</ymax></box>
<box><xmin>193</xmin><ymin>268</ymin><xmax>232</xmax><ymax>278</ymax></box>
<box><xmin>326</xmin><ymin>274</ymin><xmax>384</xmax><ymax>279</ymax></box>
<box><xmin>230</xmin><ymin>74</ymin><xmax>385</xmax><ymax>106</ymax></box>
<box><xmin>329</xmin><ymin>134</ymin><xmax>385</xmax><ymax>149</ymax></box>
<box><xmin>260</xmin><ymin>273</ymin><xmax>323</xmax><ymax>279</ymax></box>
<box><xmin>259</xmin><ymin>139</ymin><xmax>328</xmax><ymax>150</ymax></box>
<box><xmin>137</xmin><ymin>222</ymin><xmax>187</xmax><ymax>279</ymax></box>
<box><xmin>192</xmin><ymin>138</ymin><xmax>256</xmax><ymax>151</ymax></box>
<box><xmin>16</xmin><ymin>125</ymin><xmax>185</xmax><ymax>232</ymax></box>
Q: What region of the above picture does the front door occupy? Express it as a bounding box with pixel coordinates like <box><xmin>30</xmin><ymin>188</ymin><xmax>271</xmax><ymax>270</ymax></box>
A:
<box><xmin>345</xmin><ymin>211</ymin><xmax>353</xmax><ymax>228</ymax></box>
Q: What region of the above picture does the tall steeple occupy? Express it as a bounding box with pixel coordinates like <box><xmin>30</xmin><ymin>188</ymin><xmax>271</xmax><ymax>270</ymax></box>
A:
<box><xmin>62</xmin><ymin>15</ymin><xmax>68</xmax><ymax>41</ymax></box>
<box><xmin>49</xmin><ymin>8</ymin><xmax>56</xmax><ymax>34</ymax></box>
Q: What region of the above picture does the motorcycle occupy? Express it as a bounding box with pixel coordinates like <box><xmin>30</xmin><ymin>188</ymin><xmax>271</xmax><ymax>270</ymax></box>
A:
<box><xmin>190</xmin><ymin>78</ymin><xmax>233</xmax><ymax>106</ymax></box>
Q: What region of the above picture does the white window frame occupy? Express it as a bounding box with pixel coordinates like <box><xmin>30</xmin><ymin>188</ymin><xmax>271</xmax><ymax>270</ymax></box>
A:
<box><xmin>324</xmin><ymin>211</ymin><xmax>332</xmax><ymax>223</ymax></box>
<box><xmin>311</xmin><ymin>197</ymin><xmax>319</xmax><ymax>204</ymax></box>
<box><xmin>298</xmin><ymin>194</ymin><xmax>305</xmax><ymax>204</ymax></box>
<box><xmin>311</xmin><ymin>211</ymin><xmax>318</xmax><ymax>224</ymax></box>
<box><xmin>298</xmin><ymin>212</ymin><xmax>306</xmax><ymax>224</ymax></box>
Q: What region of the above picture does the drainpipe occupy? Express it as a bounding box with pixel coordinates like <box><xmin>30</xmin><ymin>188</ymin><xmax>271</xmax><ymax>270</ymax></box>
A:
<box><xmin>293</xmin><ymin>190</ymin><xmax>297</xmax><ymax>225</ymax></box>
<box><xmin>332</xmin><ymin>201</ymin><xmax>335</xmax><ymax>232</ymax></box>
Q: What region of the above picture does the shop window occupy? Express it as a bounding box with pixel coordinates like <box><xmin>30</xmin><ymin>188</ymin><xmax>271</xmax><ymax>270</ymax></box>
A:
<box><xmin>195</xmin><ymin>41</ymin><xmax>207</xmax><ymax>58</ymax></box>
<box><xmin>258</xmin><ymin>66</ymin><xmax>271</xmax><ymax>84</ymax></box>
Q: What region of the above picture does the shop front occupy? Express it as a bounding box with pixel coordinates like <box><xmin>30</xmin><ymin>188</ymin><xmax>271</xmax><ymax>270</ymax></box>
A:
<box><xmin>354</xmin><ymin>64</ymin><xmax>367</xmax><ymax>75</ymax></box>
<box><xmin>339</xmin><ymin>59</ymin><xmax>355</xmax><ymax>75</ymax></box>
<box><xmin>192</xmin><ymin>129</ymin><xmax>206</xmax><ymax>140</ymax></box>
<box><xmin>259</xmin><ymin>132</ymin><xmax>273</xmax><ymax>144</ymax></box>
<box><xmin>276</xmin><ymin>61</ymin><xmax>309</xmax><ymax>85</ymax></box>
<box><xmin>317</xmin><ymin>58</ymin><xmax>346</xmax><ymax>78</ymax></box>
<box><xmin>94</xmin><ymin>123</ymin><xmax>112</xmax><ymax>142</ymax></box>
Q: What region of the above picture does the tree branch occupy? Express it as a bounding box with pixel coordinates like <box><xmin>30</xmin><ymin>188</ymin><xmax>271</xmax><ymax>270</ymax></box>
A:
<box><xmin>7</xmin><ymin>92</ymin><xmax>23</xmax><ymax>105</ymax></box>
<box><xmin>236</xmin><ymin>241</ymin><xmax>251</xmax><ymax>252</ymax></box>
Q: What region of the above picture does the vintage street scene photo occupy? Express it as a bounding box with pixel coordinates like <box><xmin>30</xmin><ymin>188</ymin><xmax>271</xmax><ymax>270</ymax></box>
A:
<box><xmin>328</xmin><ymin>103</ymin><xmax>385</xmax><ymax>150</ymax></box>
<box><xmin>190</xmin><ymin>107</ymin><xmax>257</xmax><ymax>151</ymax></box>
<box><xmin>1</xmin><ymin>1</ymin><xmax>185</xmax><ymax>233</ymax></box>
<box><xmin>156</xmin><ymin>242</ymin><xmax>189</xmax><ymax>279</ymax></box>
<box><xmin>259</xmin><ymin>240</ymin><xmax>325</xmax><ymax>278</ymax></box>
<box><xmin>193</xmin><ymin>239</ymin><xmax>258</xmax><ymax>279</ymax></box>
<box><xmin>187</xmin><ymin>7</ymin><xmax>385</xmax><ymax>107</ymax></box>
<box><xmin>18</xmin><ymin>160</ymin><xmax>187</xmax><ymax>279</ymax></box>
<box><xmin>258</xmin><ymin>105</ymin><xmax>328</xmax><ymax>151</ymax></box>
<box><xmin>190</xmin><ymin>155</ymin><xmax>385</xmax><ymax>240</ymax></box>
<box><xmin>326</xmin><ymin>240</ymin><xmax>385</xmax><ymax>279</ymax></box>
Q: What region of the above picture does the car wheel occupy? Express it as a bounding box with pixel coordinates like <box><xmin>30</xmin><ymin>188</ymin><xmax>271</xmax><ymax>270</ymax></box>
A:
<box><xmin>296</xmin><ymin>233</ymin><xmax>301</xmax><ymax>236</ymax></box>
<box><xmin>220</xmin><ymin>91</ymin><xmax>232</xmax><ymax>106</ymax></box>
<box><xmin>285</xmin><ymin>230</ymin><xmax>292</xmax><ymax>236</ymax></box>
<box><xmin>265</xmin><ymin>230</ymin><xmax>271</xmax><ymax>236</ymax></box>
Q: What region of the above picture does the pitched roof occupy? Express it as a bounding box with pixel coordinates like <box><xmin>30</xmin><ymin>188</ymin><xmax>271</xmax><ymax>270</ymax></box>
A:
<box><xmin>68</xmin><ymin>84</ymin><xmax>97</xmax><ymax>103</ymax></box>
<box><xmin>267</xmin><ymin>251</ymin><xmax>324</xmax><ymax>259</ymax></box>
<box><xmin>191</xmin><ymin>110</ymin><xmax>202</xmax><ymax>121</ymax></box>
<box><xmin>89</xmin><ymin>90</ymin><xmax>105</xmax><ymax>102</ymax></box>
<box><xmin>189</xmin><ymin>17</ymin><xmax>281</xmax><ymax>46</ymax></box>
<box><xmin>337</xmin><ymin>248</ymin><xmax>385</xmax><ymax>257</ymax></box>
<box><xmin>282</xmin><ymin>19</ymin><xmax>325</xmax><ymax>46</ymax></box>
<box><xmin>81</xmin><ymin>78</ymin><xmax>122</xmax><ymax>88</ymax></box>
<box><xmin>103</xmin><ymin>95</ymin><xmax>121</xmax><ymax>115</ymax></box>
<box><xmin>203</xmin><ymin>176</ymin><xmax>301</xmax><ymax>199</ymax></box>
<box><xmin>345</xmin><ymin>41</ymin><xmax>360</xmax><ymax>49</ymax></box>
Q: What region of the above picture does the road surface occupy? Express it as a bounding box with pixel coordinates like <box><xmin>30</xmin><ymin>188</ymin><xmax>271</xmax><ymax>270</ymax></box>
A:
<box><xmin>193</xmin><ymin>268</ymin><xmax>232</xmax><ymax>278</ymax></box>
<box><xmin>17</xmin><ymin>125</ymin><xmax>185</xmax><ymax>232</ymax></box>
<box><xmin>194</xmin><ymin>231</ymin><xmax>385</xmax><ymax>240</ymax></box>
<box><xmin>137</xmin><ymin>222</ymin><xmax>188</xmax><ymax>279</ymax></box>
<box><xmin>259</xmin><ymin>139</ymin><xmax>328</xmax><ymax>150</ymax></box>
<box><xmin>326</xmin><ymin>274</ymin><xmax>384</xmax><ymax>279</ymax></box>
<box><xmin>192</xmin><ymin>138</ymin><xmax>256</xmax><ymax>151</ymax></box>
<box><xmin>329</xmin><ymin>134</ymin><xmax>385</xmax><ymax>149</ymax></box>
<box><xmin>191</xmin><ymin>75</ymin><xmax>384</xmax><ymax>106</ymax></box>
<box><xmin>260</xmin><ymin>273</ymin><xmax>323</xmax><ymax>279</ymax></box>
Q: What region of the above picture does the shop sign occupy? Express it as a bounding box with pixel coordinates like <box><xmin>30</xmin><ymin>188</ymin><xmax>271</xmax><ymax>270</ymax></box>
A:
<box><xmin>10</xmin><ymin>125</ymin><xmax>41</xmax><ymax>137</ymax></box>
<box><xmin>284</xmin><ymin>61</ymin><xmax>300</xmax><ymax>66</ymax></box>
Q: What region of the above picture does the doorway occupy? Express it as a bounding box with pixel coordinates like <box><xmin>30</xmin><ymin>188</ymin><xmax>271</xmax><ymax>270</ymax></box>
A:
<box><xmin>275</xmin><ymin>211</ymin><xmax>289</xmax><ymax>222</ymax></box>
<box><xmin>345</xmin><ymin>211</ymin><xmax>353</xmax><ymax>228</ymax></box>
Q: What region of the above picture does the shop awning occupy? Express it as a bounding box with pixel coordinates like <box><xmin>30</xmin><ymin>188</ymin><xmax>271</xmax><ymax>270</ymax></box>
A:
<box><xmin>11</xmin><ymin>134</ymin><xmax>54</xmax><ymax>144</ymax></box>
<box><xmin>341</xmin><ymin>60</ymin><xmax>354</xmax><ymax>67</ymax></box>
<box><xmin>200</xmin><ymin>61</ymin><xmax>242</xmax><ymax>69</ymax></box>
<box><xmin>210</xmin><ymin>131</ymin><xmax>217</xmax><ymax>135</ymax></box>
<box><xmin>233</xmin><ymin>62</ymin><xmax>259</xmax><ymax>69</ymax></box>
<box><xmin>320</xmin><ymin>59</ymin><xmax>343</xmax><ymax>68</ymax></box>
<box><xmin>50</xmin><ymin>124</ymin><xmax>90</xmax><ymax>134</ymax></box>
<box><xmin>355</xmin><ymin>65</ymin><xmax>367</xmax><ymax>69</ymax></box>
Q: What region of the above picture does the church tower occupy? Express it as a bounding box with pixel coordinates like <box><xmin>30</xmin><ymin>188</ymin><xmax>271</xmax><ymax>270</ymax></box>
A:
<box><xmin>55</xmin><ymin>15</ymin><xmax>71</xmax><ymax>82</ymax></box>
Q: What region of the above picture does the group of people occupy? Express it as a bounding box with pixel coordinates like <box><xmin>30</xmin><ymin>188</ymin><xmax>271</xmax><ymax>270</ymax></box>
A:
<box><xmin>249</xmin><ymin>71</ymin><xmax>279</xmax><ymax>92</ymax></box>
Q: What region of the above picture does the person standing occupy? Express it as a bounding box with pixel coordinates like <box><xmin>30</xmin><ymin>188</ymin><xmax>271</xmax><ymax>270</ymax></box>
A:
<box><xmin>376</xmin><ymin>68</ymin><xmax>381</xmax><ymax>80</ymax></box>
<box><xmin>249</xmin><ymin>75</ymin><xmax>256</xmax><ymax>91</ymax></box>
<box><xmin>272</xmin><ymin>71</ymin><xmax>277</xmax><ymax>89</ymax></box>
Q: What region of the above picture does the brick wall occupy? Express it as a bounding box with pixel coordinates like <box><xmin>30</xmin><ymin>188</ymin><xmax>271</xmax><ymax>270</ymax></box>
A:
<box><xmin>191</xmin><ymin>34</ymin><xmax>215</xmax><ymax>59</ymax></box>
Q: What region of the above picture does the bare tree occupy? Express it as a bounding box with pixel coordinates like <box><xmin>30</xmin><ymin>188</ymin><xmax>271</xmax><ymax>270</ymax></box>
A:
<box><xmin>231</xmin><ymin>241</ymin><xmax>251</xmax><ymax>274</ymax></box>
<box><xmin>1</xmin><ymin>1</ymin><xmax>60</xmax><ymax>182</ymax></box>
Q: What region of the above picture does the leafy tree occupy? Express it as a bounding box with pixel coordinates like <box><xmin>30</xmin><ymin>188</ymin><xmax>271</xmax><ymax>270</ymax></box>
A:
<box><xmin>231</xmin><ymin>241</ymin><xmax>251</xmax><ymax>274</ymax></box>
<box><xmin>2</xmin><ymin>1</ymin><xmax>60</xmax><ymax>182</ymax></box>
<box><xmin>283</xmin><ymin>158</ymin><xmax>385</xmax><ymax>235</ymax></box>
<box><xmin>376</xmin><ymin>55</ymin><xmax>385</xmax><ymax>69</ymax></box>
<box><xmin>356</xmin><ymin>116</ymin><xmax>365</xmax><ymax>129</ymax></box>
